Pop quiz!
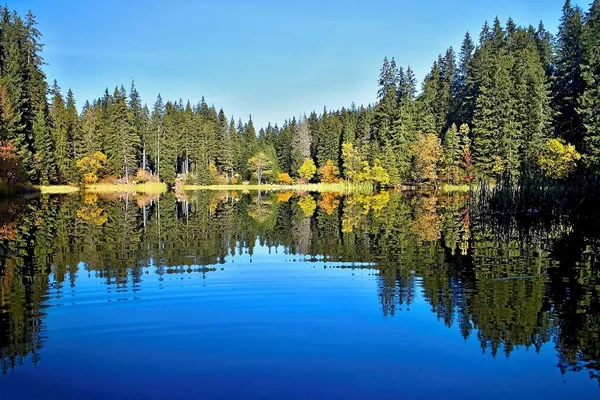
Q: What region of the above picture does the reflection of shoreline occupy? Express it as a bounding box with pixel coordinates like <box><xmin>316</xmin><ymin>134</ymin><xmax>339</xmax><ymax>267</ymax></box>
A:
<box><xmin>0</xmin><ymin>191</ymin><xmax>598</xmax><ymax>383</ymax></box>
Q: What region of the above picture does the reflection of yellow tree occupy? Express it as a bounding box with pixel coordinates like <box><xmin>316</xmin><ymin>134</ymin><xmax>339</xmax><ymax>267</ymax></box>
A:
<box><xmin>319</xmin><ymin>193</ymin><xmax>341</xmax><ymax>215</ymax></box>
<box><xmin>342</xmin><ymin>192</ymin><xmax>391</xmax><ymax>233</ymax></box>
<box><xmin>76</xmin><ymin>193</ymin><xmax>108</xmax><ymax>225</ymax></box>
<box><xmin>298</xmin><ymin>195</ymin><xmax>316</xmax><ymax>217</ymax></box>
<box><xmin>411</xmin><ymin>196</ymin><xmax>441</xmax><ymax>241</ymax></box>
<box><xmin>248</xmin><ymin>194</ymin><xmax>275</xmax><ymax>223</ymax></box>
<box><xmin>276</xmin><ymin>190</ymin><xmax>294</xmax><ymax>203</ymax></box>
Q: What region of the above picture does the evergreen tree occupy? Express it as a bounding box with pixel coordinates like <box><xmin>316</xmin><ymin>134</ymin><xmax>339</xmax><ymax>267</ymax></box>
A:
<box><xmin>66</xmin><ymin>89</ymin><xmax>83</xmax><ymax>174</ymax></box>
<box><xmin>105</xmin><ymin>86</ymin><xmax>139</xmax><ymax>181</ymax></box>
<box><xmin>49</xmin><ymin>80</ymin><xmax>70</xmax><ymax>182</ymax></box>
<box><xmin>553</xmin><ymin>0</ymin><xmax>585</xmax><ymax>150</ymax></box>
<box><xmin>452</xmin><ymin>32</ymin><xmax>475</xmax><ymax>125</ymax></box>
<box><xmin>579</xmin><ymin>0</ymin><xmax>600</xmax><ymax>168</ymax></box>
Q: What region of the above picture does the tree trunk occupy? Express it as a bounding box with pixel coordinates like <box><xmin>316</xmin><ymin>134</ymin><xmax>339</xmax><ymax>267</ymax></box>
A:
<box><xmin>142</xmin><ymin>142</ymin><xmax>146</xmax><ymax>171</ymax></box>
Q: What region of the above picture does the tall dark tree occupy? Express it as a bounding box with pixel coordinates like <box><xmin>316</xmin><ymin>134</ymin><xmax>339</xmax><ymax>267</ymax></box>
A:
<box><xmin>553</xmin><ymin>0</ymin><xmax>585</xmax><ymax>150</ymax></box>
<box><xmin>579</xmin><ymin>0</ymin><xmax>600</xmax><ymax>168</ymax></box>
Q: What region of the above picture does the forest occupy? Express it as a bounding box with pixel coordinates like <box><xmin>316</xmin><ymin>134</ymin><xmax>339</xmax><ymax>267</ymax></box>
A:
<box><xmin>0</xmin><ymin>0</ymin><xmax>599</xmax><ymax>192</ymax></box>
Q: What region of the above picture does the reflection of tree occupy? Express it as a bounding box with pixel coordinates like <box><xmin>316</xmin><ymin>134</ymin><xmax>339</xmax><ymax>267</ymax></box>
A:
<box><xmin>297</xmin><ymin>195</ymin><xmax>316</xmax><ymax>217</ymax></box>
<box><xmin>411</xmin><ymin>195</ymin><xmax>442</xmax><ymax>241</ymax></box>
<box><xmin>1</xmin><ymin>190</ymin><xmax>600</xmax><ymax>384</ymax></box>
<box><xmin>276</xmin><ymin>190</ymin><xmax>294</xmax><ymax>203</ymax></box>
<box><xmin>319</xmin><ymin>193</ymin><xmax>341</xmax><ymax>216</ymax></box>
<box><xmin>76</xmin><ymin>193</ymin><xmax>108</xmax><ymax>226</ymax></box>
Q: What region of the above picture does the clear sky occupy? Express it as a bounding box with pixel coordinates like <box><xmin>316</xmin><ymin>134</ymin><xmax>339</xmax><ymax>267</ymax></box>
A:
<box><xmin>11</xmin><ymin>0</ymin><xmax>590</xmax><ymax>129</ymax></box>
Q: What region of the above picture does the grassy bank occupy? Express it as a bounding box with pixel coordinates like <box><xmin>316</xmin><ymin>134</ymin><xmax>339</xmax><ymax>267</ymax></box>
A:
<box><xmin>37</xmin><ymin>185</ymin><xmax>80</xmax><ymax>194</ymax></box>
<box><xmin>34</xmin><ymin>182</ymin><xmax>168</xmax><ymax>195</ymax></box>
<box><xmin>183</xmin><ymin>182</ymin><xmax>375</xmax><ymax>194</ymax></box>
<box><xmin>85</xmin><ymin>182</ymin><xmax>168</xmax><ymax>194</ymax></box>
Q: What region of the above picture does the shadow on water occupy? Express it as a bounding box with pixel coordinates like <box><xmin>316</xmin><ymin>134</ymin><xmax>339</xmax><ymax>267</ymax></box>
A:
<box><xmin>0</xmin><ymin>189</ymin><xmax>599</xmax><ymax>386</ymax></box>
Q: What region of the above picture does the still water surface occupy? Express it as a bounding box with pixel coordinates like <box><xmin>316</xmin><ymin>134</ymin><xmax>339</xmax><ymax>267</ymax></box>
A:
<box><xmin>0</xmin><ymin>190</ymin><xmax>599</xmax><ymax>399</ymax></box>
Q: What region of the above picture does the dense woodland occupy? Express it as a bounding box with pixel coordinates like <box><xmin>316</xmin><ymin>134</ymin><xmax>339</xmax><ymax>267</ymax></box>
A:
<box><xmin>0</xmin><ymin>0</ymin><xmax>600</xmax><ymax>189</ymax></box>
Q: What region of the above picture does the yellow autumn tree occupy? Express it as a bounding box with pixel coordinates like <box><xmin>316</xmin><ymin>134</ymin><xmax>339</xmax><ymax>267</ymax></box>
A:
<box><xmin>537</xmin><ymin>138</ymin><xmax>581</xmax><ymax>180</ymax></box>
<box><xmin>319</xmin><ymin>159</ymin><xmax>341</xmax><ymax>183</ymax></box>
<box><xmin>76</xmin><ymin>152</ymin><xmax>107</xmax><ymax>184</ymax></box>
<box><xmin>277</xmin><ymin>172</ymin><xmax>293</xmax><ymax>185</ymax></box>
<box><xmin>297</xmin><ymin>158</ymin><xmax>317</xmax><ymax>183</ymax></box>
<box><xmin>412</xmin><ymin>133</ymin><xmax>442</xmax><ymax>184</ymax></box>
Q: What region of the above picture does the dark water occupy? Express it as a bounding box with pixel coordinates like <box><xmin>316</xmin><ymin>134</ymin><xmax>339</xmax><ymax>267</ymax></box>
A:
<box><xmin>0</xmin><ymin>190</ymin><xmax>599</xmax><ymax>399</ymax></box>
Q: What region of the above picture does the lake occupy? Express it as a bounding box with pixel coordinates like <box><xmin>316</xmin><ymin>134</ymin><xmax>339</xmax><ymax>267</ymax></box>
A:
<box><xmin>0</xmin><ymin>190</ymin><xmax>599</xmax><ymax>399</ymax></box>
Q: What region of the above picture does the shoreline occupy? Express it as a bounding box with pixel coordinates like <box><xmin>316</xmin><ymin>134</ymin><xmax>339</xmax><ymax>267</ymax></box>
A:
<box><xmin>29</xmin><ymin>182</ymin><xmax>474</xmax><ymax>195</ymax></box>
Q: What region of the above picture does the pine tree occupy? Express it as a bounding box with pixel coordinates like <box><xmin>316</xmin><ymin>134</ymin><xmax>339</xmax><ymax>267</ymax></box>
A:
<box><xmin>316</xmin><ymin>108</ymin><xmax>342</xmax><ymax>169</ymax></box>
<box><xmin>471</xmin><ymin>25</ymin><xmax>519</xmax><ymax>178</ymax></box>
<box><xmin>150</xmin><ymin>94</ymin><xmax>165</xmax><ymax>179</ymax></box>
<box><xmin>66</xmin><ymin>89</ymin><xmax>83</xmax><ymax>176</ymax></box>
<box><xmin>452</xmin><ymin>32</ymin><xmax>475</xmax><ymax>125</ymax></box>
<box><xmin>128</xmin><ymin>81</ymin><xmax>147</xmax><ymax>172</ymax></box>
<box><xmin>443</xmin><ymin>124</ymin><xmax>462</xmax><ymax>183</ymax></box>
<box><xmin>81</xmin><ymin>100</ymin><xmax>100</xmax><ymax>156</ymax></box>
<box><xmin>159</xmin><ymin>100</ymin><xmax>178</xmax><ymax>183</ymax></box>
<box><xmin>49</xmin><ymin>80</ymin><xmax>70</xmax><ymax>182</ymax></box>
<box><xmin>105</xmin><ymin>86</ymin><xmax>139</xmax><ymax>181</ymax></box>
<box><xmin>579</xmin><ymin>0</ymin><xmax>600</xmax><ymax>168</ymax></box>
<box><xmin>553</xmin><ymin>0</ymin><xmax>585</xmax><ymax>150</ymax></box>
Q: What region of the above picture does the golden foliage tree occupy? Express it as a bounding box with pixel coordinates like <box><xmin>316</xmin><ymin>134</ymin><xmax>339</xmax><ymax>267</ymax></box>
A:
<box><xmin>297</xmin><ymin>158</ymin><xmax>316</xmax><ymax>183</ymax></box>
<box><xmin>76</xmin><ymin>152</ymin><xmax>107</xmax><ymax>184</ymax></box>
<box><xmin>277</xmin><ymin>172</ymin><xmax>293</xmax><ymax>185</ymax></box>
<box><xmin>319</xmin><ymin>159</ymin><xmax>341</xmax><ymax>183</ymax></box>
<box><xmin>412</xmin><ymin>133</ymin><xmax>442</xmax><ymax>184</ymax></box>
<box><xmin>537</xmin><ymin>139</ymin><xmax>581</xmax><ymax>180</ymax></box>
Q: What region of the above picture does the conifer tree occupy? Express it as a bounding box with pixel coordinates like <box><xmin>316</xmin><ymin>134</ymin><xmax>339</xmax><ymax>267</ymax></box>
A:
<box><xmin>66</xmin><ymin>89</ymin><xmax>83</xmax><ymax>176</ymax></box>
<box><xmin>579</xmin><ymin>0</ymin><xmax>600</xmax><ymax>168</ymax></box>
<box><xmin>49</xmin><ymin>80</ymin><xmax>70</xmax><ymax>182</ymax></box>
<box><xmin>553</xmin><ymin>0</ymin><xmax>585</xmax><ymax>150</ymax></box>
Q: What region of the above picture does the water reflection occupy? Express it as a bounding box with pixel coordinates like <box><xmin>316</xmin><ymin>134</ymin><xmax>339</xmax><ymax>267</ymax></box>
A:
<box><xmin>0</xmin><ymin>189</ymin><xmax>599</xmax><ymax>386</ymax></box>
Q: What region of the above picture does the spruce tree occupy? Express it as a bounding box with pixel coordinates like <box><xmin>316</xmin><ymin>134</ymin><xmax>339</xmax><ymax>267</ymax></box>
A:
<box><xmin>49</xmin><ymin>80</ymin><xmax>70</xmax><ymax>182</ymax></box>
<box><xmin>579</xmin><ymin>0</ymin><xmax>600</xmax><ymax>168</ymax></box>
<box><xmin>66</xmin><ymin>89</ymin><xmax>83</xmax><ymax>175</ymax></box>
<box><xmin>452</xmin><ymin>32</ymin><xmax>475</xmax><ymax>125</ymax></box>
<box><xmin>553</xmin><ymin>0</ymin><xmax>585</xmax><ymax>150</ymax></box>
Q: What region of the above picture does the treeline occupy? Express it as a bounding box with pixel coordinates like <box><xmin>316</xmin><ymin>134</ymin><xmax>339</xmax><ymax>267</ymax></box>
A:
<box><xmin>1</xmin><ymin>1</ymin><xmax>600</xmax><ymax>188</ymax></box>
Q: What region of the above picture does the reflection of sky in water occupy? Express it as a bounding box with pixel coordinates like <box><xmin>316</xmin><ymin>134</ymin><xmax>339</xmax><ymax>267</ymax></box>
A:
<box><xmin>7</xmin><ymin>240</ymin><xmax>591</xmax><ymax>399</ymax></box>
<box><xmin>1</xmin><ymin>192</ymin><xmax>599</xmax><ymax>399</ymax></box>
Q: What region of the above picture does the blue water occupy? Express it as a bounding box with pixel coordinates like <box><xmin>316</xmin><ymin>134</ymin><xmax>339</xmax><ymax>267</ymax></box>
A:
<box><xmin>0</xmin><ymin>246</ymin><xmax>594</xmax><ymax>399</ymax></box>
<box><xmin>0</xmin><ymin>192</ymin><xmax>599</xmax><ymax>399</ymax></box>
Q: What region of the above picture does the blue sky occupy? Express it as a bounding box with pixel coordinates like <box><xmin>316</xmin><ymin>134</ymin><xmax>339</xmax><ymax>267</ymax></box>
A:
<box><xmin>11</xmin><ymin>0</ymin><xmax>590</xmax><ymax>129</ymax></box>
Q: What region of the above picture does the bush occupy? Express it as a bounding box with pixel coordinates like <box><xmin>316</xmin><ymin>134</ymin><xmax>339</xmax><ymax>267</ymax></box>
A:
<box><xmin>135</xmin><ymin>169</ymin><xmax>158</xmax><ymax>183</ymax></box>
<box><xmin>277</xmin><ymin>173</ymin><xmax>293</xmax><ymax>185</ymax></box>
